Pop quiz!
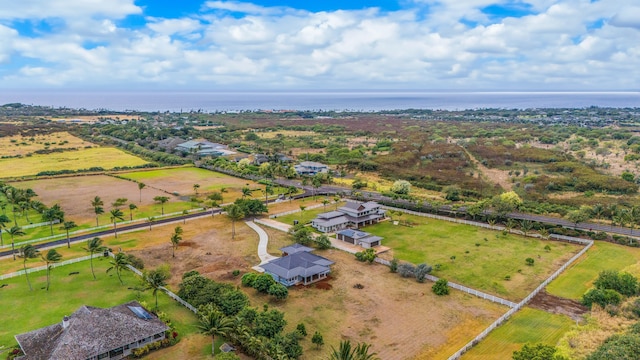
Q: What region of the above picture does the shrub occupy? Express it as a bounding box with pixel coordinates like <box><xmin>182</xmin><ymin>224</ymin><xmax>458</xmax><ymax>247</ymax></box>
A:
<box><xmin>432</xmin><ymin>279</ymin><xmax>450</xmax><ymax>296</ymax></box>
<box><xmin>232</xmin><ymin>269</ymin><xmax>241</xmax><ymax>277</ymax></box>
<box><xmin>582</xmin><ymin>288</ymin><xmax>622</xmax><ymax>309</ymax></box>
<box><xmin>268</xmin><ymin>283</ymin><xmax>289</xmax><ymax>300</ymax></box>
<box><xmin>126</xmin><ymin>254</ymin><xmax>145</xmax><ymax>270</ymax></box>
<box><xmin>594</xmin><ymin>270</ymin><xmax>639</xmax><ymax>297</ymax></box>
<box><xmin>253</xmin><ymin>273</ymin><xmax>276</xmax><ymax>293</ymax></box>
<box><xmin>182</xmin><ymin>270</ymin><xmax>200</xmax><ymax>279</ymax></box>
<box><xmin>414</xmin><ymin>263</ymin><xmax>433</xmax><ymax>283</ymax></box>
<box><xmin>315</xmin><ymin>234</ymin><xmax>332</xmax><ymax>249</ymax></box>
<box><xmin>397</xmin><ymin>263</ymin><xmax>416</xmax><ymax>278</ymax></box>
<box><xmin>241</xmin><ymin>273</ymin><xmax>258</xmax><ymax>287</ymax></box>
<box><xmin>389</xmin><ymin>258</ymin><xmax>399</xmax><ymax>273</ymax></box>
<box><xmin>296</xmin><ymin>323</ymin><xmax>307</xmax><ymax>337</ymax></box>
<box><xmin>525</xmin><ymin>258</ymin><xmax>535</xmax><ymax>266</ymax></box>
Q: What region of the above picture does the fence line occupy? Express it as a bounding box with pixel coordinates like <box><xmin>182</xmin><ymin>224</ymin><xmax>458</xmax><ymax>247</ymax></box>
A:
<box><xmin>21</xmin><ymin>219</ymin><xmax>60</xmax><ymax>230</ymax></box>
<box><xmin>0</xmin><ymin>254</ymin><xmax>95</xmax><ymax>280</ymax></box>
<box><xmin>268</xmin><ymin>202</ymin><xmax>328</xmax><ymax>219</ymax></box>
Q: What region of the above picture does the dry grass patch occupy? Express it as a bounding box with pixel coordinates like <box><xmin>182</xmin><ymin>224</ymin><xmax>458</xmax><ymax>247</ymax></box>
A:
<box><xmin>256</xmin><ymin>130</ymin><xmax>317</xmax><ymax>139</ymax></box>
<box><xmin>0</xmin><ymin>131</ymin><xmax>95</xmax><ymax>157</ymax></box>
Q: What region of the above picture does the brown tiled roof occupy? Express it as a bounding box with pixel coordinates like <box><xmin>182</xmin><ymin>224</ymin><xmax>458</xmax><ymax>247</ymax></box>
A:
<box><xmin>15</xmin><ymin>301</ymin><xmax>169</xmax><ymax>360</ymax></box>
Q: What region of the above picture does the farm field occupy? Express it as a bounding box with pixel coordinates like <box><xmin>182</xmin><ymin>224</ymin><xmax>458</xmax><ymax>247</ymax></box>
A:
<box><xmin>117</xmin><ymin>167</ymin><xmax>260</xmax><ymax>199</ymax></box>
<box><xmin>367</xmin><ymin>214</ymin><xmax>582</xmax><ymax>301</ymax></box>
<box><xmin>0</xmin><ymin>131</ymin><xmax>95</xmax><ymax>157</ymax></box>
<box><xmin>546</xmin><ymin>241</ymin><xmax>640</xmax><ymax>300</ymax></box>
<box><xmin>0</xmin><ymin>147</ymin><xmax>148</xmax><ymax>178</ymax></box>
<box><xmin>460</xmin><ymin>307</ymin><xmax>574</xmax><ymax>360</ymax></box>
<box><xmin>0</xmin><ymin>258</ymin><xmax>199</xmax><ymax>351</ymax></box>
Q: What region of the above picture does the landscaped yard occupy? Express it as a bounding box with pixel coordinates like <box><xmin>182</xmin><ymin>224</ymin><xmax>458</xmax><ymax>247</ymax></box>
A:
<box><xmin>0</xmin><ymin>258</ymin><xmax>200</xmax><ymax>352</ymax></box>
<box><xmin>367</xmin><ymin>214</ymin><xmax>583</xmax><ymax>300</ymax></box>
<box><xmin>0</xmin><ymin>147</ymin><xmax>148</xmax><ymax>179</ymax></box>
<box><xmin>460</xmin><ymin>307</ymin><xmax>574</xmax><ymax>360</ymax></box>
<box><xmin>546</xmin><ymin>241</ymin><xmax>640</xmax><ymax>300</ymax></box>
<box><xmin>272</xmin><ymin>199</ymin><xmax>341</xmax><ymax>226</ymax></box>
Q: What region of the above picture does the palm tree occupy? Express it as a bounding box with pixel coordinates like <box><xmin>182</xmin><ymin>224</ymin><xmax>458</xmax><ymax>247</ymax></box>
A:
<box><xmin>42</xmin><ymin>249</ymin><xmax>62</xmax><ymax>291</ymax></box>
<box><xmin>107</xmin><ymin>252</ymin><xmax>131</xmax><ymax>285</ymax></box>
<box><xmin>7</xmin><ymin>225</ymin><xmax>25</xmax><ymax>261</ymax></box>
<box><xmin>93</xmin><ymin>205</ymin><xmax>104</xmax><ymax>227</ymax></box>
<box><xmin>328</xmin><ymin>340</ymin><xmax>379</xmax><ymax>360</ymax></box>
<box><xmin>171</xmin><ymin>226</ymin><xmax>183</xmax><ymax>258</ymax></box>
<box><xmin>147</xmin><ymin>216</ymin><xmax>155</xmax><ymax>231</ymax></box>
<box><xmin>241</xmin><ymin>187</ymin><xmax>252</xmax><ymax>199</ymax></box>
<box><xmin>138</xmin><ymin>182</ymin><xmax>146</xmax><ymax>202</ymax></box>
<box><xmin>193</xmin><ymin>183</ymin><xmax>201</xmax><ymax>196</ymax></box>
<box><xmin>225</xmin><ymin>204</ymin><xmax>245</xmax><ymax>240</ymax></box>
<box><xmin>322</xmin><ymin>198</ymin><xmax>330</xmax><ymax>212</ymax></box>
<box><xmin>91</xmin><ymin>196</ymin><xmax>104</xmax><ymax>225</ymax></box>
<box><xmin>219</xmin><ymin>187</ymin><xmax>227</xmax><ymax>203</ymax></box>
<box><xmin>61</xmin><ymin>221</ymin><xmax>77</xmax><ymax>248</ymax></box>
<box><xmin>110</xmin><ymin>209</ymin><xmax>125</xmax><ymax>238</ymax></box>
<box><xmin>19</xmin><ymin>200</ymin><xmax>31</xmax><ymax>223</ymax></box>
<box><xmin>42</xmin><ymin>204</ymin><xmax>64</xmax><ymax>236</ymax></box>
<box><xmin>83</xmin><ymin>237</ymin><xmax>106</xmax><ymax>280</ymax></box>
<box><xmin>197</xmin><ymin>307</ymin><xmax>234</xmax><ymax>358</ymax></box>
<box><xmin>0</xmin><ymin>214</ymin><xmax>9</xmax><ymax>246</ymax></box>
<box><xmin>153</xmin><ymin>196</ymin><xmax>169</xmax><ymax>215</ymax></box>
<box><xmin>143</xmin><ymin>268</ymin><xmax>170</xmax><ymax>311</ymax></box>
<box><xmin>334</xmin><ymin>196</ymin><xmax>341</xmax><ymax>210</ymax></box>
<box><xmin>263</xmin><ymin>184</ymin><xmax>273</xmax><ymax>206</ymax></box>
<box><xmin>128</xmin><ymin>203</ymin><xmax>137</xmax><ymax>221</ymax></box>
<box><xmin>299</xmin><ymin>206</ymin><xmax>306</xmax><ymax>221</ymax></box>
<box><xmin>19</xmin><ymin>244</ymin><xmax>40</xmax><ymax>291</ymax></box>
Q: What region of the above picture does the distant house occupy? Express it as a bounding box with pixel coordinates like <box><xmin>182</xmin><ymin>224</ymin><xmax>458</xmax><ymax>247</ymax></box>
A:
<box><xmin>336</xmin><ymin>229</ymin><xmax>383</xmax><ymax>248</ymax></box>
<box><xmin>260</xmin><ymin>244</ymin><xmax>334</xmax><ymax>286</ymax></box>
<box><xmin>294</xmin><ymin>161</ymin><xmax>329</xmax><ymax>176</ymax></box>
<box><xmin>14</xmin><ymin>301</ymin><xmax>169</xmax><ymax>360</ymax></box>
<box><xmin>311</xmin><ymin>201</ymin><xmax>386</xmax><ymax>233</ymax></box>
<box><xmin>252</xmin><ymin>153</ymin><xmax>269</xmax><ymax>165</ymax></box>
<box><xmin>175</xmin><ymin>139</ymin><xmax>236</xmax><ymax>156</ymax></box>
<box><xmin>253</xmin><ymin>153</ymin><xmax>294</xmax><ymax>165</ymax></box>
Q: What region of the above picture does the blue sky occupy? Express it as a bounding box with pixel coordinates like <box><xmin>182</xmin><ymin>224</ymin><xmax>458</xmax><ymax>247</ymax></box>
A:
<box><xmin>0</xmin><ymin>0</ymin><xmax>639</xmax><ymax>90</ymax></box>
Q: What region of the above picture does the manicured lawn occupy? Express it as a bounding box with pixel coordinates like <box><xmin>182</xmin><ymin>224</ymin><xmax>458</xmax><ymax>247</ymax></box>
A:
<box><xmin>461</xmin><ymin>307</ymin><xmax>574</xmax><ymax>360</ymax></box>
<box><xmin>0</xmin><ymin>258</ymin><xmax>199</xmax><ymax>350</ymax></box>
<box><xmin>0</xmin><ymin>147</ymin><xmax>148</xmax><ymax>178</ymax></box>
<box><xmin>367</xmin><ymin>214</ymin><xmax>582</xmax><ymax>300</ymax></box>
<box><xmin>546</xmin><ymin>242</ymin><xmax>640</xmax><ymax>300</ymax></box>
<box><xmin>274</xmin><ymin>200</ymin><xmax>340</xmax><ymax>226</ymax></box>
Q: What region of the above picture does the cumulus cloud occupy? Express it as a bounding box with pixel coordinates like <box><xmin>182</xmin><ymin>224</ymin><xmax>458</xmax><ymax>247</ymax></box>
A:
<box><xmin>0</xmin><ymin>0</ymin><xmax>639</xmax><ymax>90</ymax></box>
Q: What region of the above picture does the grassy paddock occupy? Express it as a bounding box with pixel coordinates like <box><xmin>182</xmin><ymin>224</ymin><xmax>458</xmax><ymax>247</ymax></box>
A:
<box><xmin>461</xmin><ymin>307</ymin><xmax>573</xmax><ymax>360</ymax></box>
<box><xmin>0</xmin><ymin>147</ymin><xmax>148</xmax><ymax>178</ymax></box>
<box><xmin>367</xmin><ymin>214</ymin><xmax>582</xmax><ymax>300</ymax></box>
<box><xmin>0</xmin><ymin>258</ymin><xmax>199</xmax><ymax>350</ymax></box>
<box><xmin>546</xmin><ymin>241</ymin><xmax>640</xmax><ymax>300</ymax></box>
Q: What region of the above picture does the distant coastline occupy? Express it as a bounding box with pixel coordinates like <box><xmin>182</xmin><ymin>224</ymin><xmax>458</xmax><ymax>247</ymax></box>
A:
<box><xmin>0</xmin><ymin>90</ymin><xmax>638</xmax><ymax>112</ymax></box>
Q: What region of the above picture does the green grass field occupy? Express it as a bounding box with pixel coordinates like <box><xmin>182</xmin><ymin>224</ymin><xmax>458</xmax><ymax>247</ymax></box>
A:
<box><xmin>366</xmin><ymin>214</ymin><xmax>582</xmax><ymax>300</ymax></box>
<box><xmin>0</xmin><ymin>147</ymin><xmax>148</xmax><ymax>178</ymax></box>
<box><xmin>0</xmin><ymin>258</ymin><xmax>199</xmax><ymax>351</ymax></box>
<box><xmin>461</xmin><ymin>307</ymin><xmax>574</xmax><ymax>359</ymax></box>
<box><xmin>273</xmin><ymin>200</ymin><xmax>340</xmax><ymax>226</ymax></box>
<box><xmin>546</xmin><ymin>241</ymin><xmax>640</xmax><ymax>300</ymax></box>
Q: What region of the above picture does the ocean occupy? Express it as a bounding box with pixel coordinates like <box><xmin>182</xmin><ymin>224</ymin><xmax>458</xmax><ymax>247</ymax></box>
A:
<box><xmin>1</xmin><ymin>90</ymin><xmax>639</xmax><ymax>112</ymax></box>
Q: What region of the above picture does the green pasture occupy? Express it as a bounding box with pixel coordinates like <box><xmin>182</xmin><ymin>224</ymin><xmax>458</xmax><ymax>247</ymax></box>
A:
<box><xmin>461</xmin><ymin>307</ymin><xmax>573</xmax><ymax>360</ymax></box>
<box><xmin>273</xmin><ymin>201</ymin><xmax>341</xmax><ymax>226</ymax></box>
<box><xmin>0</xmin><ymin>258</ymin><xmax>199</xmax><ymax>350</ymax></box>
<box><xmin>546</xmin><ymin>242</ymin><xmax>640</xmax><ymax>300</ymax></box>
<box><xmin>366</xmin><ymin>214</ymin><xmax>582</xmax><ymax>300</ymax></box>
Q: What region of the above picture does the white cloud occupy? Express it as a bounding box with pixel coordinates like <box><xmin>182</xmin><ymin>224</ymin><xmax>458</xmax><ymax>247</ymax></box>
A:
<box><xmin>0</xmin><ymin>0</ymin><xmax>639</xmax><ymax>90</ymax></box>
<box><xmin>0</xmin><ymin>0</ymin><xmax>140</xmax><ymax>20</ymax></box>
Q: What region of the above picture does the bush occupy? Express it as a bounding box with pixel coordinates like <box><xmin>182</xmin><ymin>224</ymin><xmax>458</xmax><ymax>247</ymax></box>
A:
<box><xmin>296</xmin><ymin>323</ymin><xmax>307</xmax><ymax>337</ymax></box>
<box><xmin>354</xmin><ymin>248</ymin><xmax>376</xmax><ymax>264</ymax></box>
<box><xmin>414</xmin><ymin>263</ymin><xmax>432</xmax><ymax>283</ymax></box>
<box><xmin>582</xmin><ymin>288</ymin><xmax>622</xmax><ymax>309</ymax></box>
<box><xmin>253</xmin><ymin>273</ymin><xmax>276</xmax><ymax>293</ymax></box>
<box><xmin>127</xmin><ymin>254</ymin><xmax>145</xmax><ymax>270</ymax></box>
<box><xmin>315</xmin><ymin>234</ymin><xmax>332</xmax><ymax>249</ymax></box>
<box><xmin>594</xmin><ymin>270</ymin><xmax>639</xmax><ymax>297</ymax></box>
<box><xmin>267</xmin><ymin>283</ymin><xmax>289</xmax><ymax>300</ymax></box>
<box><xmin>397</xmin><ymin>263</ymin><xmax>416</xmax><ymax>278</ymax></box>
<box><xmin>241</xmin><ymin>273</ymin><xmax>258</xmax><ymax>287</ymax></box>
<box><xmin>525</xmin><ymin>258</ymin><xmax>535</xmax><ymax>266</ymax></box>
<box><xmin>182</xmin><ymin>270</ymin><xmax>200</xmax><ymax>279</ymax></box>
<box><xmin>513</xmin><ymin>343</ymin><xmax>567</xmax><ymax>360</ymax></box>
<box><xmin>432</xmin><ymin>279</ymin><xmax>450</xmax><ymax>296</ymax></box>
<box><xmin>389</xmin><ymin>258</ymin><xmax>399</xmax><ymax>273</ymax></box>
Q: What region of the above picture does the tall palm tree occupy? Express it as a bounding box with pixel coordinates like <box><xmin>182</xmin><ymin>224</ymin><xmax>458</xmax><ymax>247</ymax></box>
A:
<box><xmin>19</xmin><ymin>200</ymin><xmax>32</xmax><ymax>223</ymax></box>
<box><xmin>83</xmin><ymin>237</ymin><xmax>106</xmax><ymax>280</ymax></box>
<box><xmin>171</xmin><ymin>226</ymin><xmax>183</xmax><ymax>258</ymax></box>
<box><xmin>241</xmin><ymin>187</ymin><xmax>252</xmax><ymax>199</ymax></box>
<box><xmin>42</xmin><ymin>249</ymin><xmax>62</xmax><ymax>291</ymax></box>
<box><xmin>147</xmin><ymin>216</ymin><xmax>155</xmax><ymax>231</ymax></box>
<box><xmin>193</xmin><ymin>183</ymin><xmax>201</xmax><ymax>196</ymax></box>
<box><xmin>328</xmin><ymin>340</ymin><xmax>379</xmax><ymax>360</ymax></box>
<box><xmin>138</xmin><ymin>182</ymin><xmax>146</xmax><ymax>203</ymax></box>
<box><xmin>19</xmin><ymin>244</ymin><xmax>39</xmax><ymax>291</ymax></box>
<box><xmin>143</xmin><ymin>268</ymin><xmax>170</xmax><ymax>311</ymax></box>
<box><xmin>225</xmin><ymin>204</ymin><xmax>245</xmax><ymax>240</ymax></box>
<box><xmin>263</xmin><ymin>184</ymin><xmax>273</xmax><ymax>206</ymax></box>
<box><xmin>42</xmin><ymin>204</ymin><xmax>64</xmax><ymax>236</ymax></box>
<box><xmin>153</xmin><ymin>196</ymin><xmax>169</xmax><ymax>215</ymax></box>
<box><xmin>107</xmin><ymin>252</ymin><xmax>131</xmax><ymax>285</ymax></box>
<box><xmin>7</xmin><ymin>225</ymin><xmax>25</xmax><ymax>261</ymax></box>
<box><xmin>0</xmin><ymin>214</ymin><xmax>9</xmax><ymax>246</ymax></box>
<box><xmin>197</xmin><ymin>307</ymin><xmax>234</xmax><ymax>358</ymax></box>
<box><xmin>322</xmin><ymin>198</ymin><xmax>330</xmax><ymax>212</ymax></box>
<box><xmin>61</xmin><ymin>221</ymin><xmax>77</xmax><ymax>248</ymax></box>
<box><xmin>128</xmin><ymin>203</ymin><xmax>137</xmax><ymax>221</ymax></box>
<box><xmin>110</xmin><ymin>209</ymin><xmax>125</xmax><ymax>238</ymax></box>
<box><xmin>93</xmin><ymin>205</ymin><xmax>104</xmax><ymax>227</ymax></box>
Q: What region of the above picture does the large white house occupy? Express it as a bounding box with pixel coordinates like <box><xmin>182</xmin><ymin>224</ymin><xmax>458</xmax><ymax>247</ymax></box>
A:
<box><xmin>175</xmin><ymin>139</ymin><xmax>235</xmax><ymax>156</ymax></box>
<box><xmin>311</xmin><ymin>201</ymin><xmax>386</xmax><ymax>233</ymax></box>
<box><xmin>294</xmin><ymin>161</ymin><xmax>329</xmax><ymax>176</ymax></box>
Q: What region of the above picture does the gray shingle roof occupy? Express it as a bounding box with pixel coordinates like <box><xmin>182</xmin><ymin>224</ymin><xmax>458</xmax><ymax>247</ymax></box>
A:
<box><xmin>260</xmin><ymin>250</ymin><xmax>334</xmax><ymax>279</ymax></box>
<box><xmin>280</xmin><ymin>243</ymin><xmax>314</xmax><ymax>254</ymax></box>
<box><xmin>15</xmin><ymin>301</ymin><xmax>169</xmax><ymax>360</ymax></box>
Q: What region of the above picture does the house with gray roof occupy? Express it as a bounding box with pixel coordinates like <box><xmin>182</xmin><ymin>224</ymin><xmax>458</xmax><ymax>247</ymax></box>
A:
<box><xmin>175</xmin><ymin>139</ymin><xmax>235</xmax><ymax>157</ymax></box>
<box><xmin>14</xmin><ymin>301</ymin><xmax>169</xmax><ymax>360</ymax></box>
<box><xmin>311</xmin><ymin>201</ymin><xmax>386</xmax><ymax>233</ymax></box>
<box><xmin>336</xmin><ymin>229</ymin><xmax>383</xmax><ymax>248</ymax></box>
<box><xmin>260</xmin><ymin>244</ymin><xmax>334</xmax><ymax>286</ymax></box>
<box><xmin>294</xmin><ymin>161</ymin><xmax>329</xmax><ymax>176</ymax></box>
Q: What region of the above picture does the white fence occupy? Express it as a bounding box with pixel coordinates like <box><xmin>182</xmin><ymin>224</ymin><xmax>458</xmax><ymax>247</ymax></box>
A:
<box><xmin>21</xmin><ymin>219</ymin><xmax>60</xmax><ymax>230</ymax></box>
<box><xmin>0</xmin><ymin>254</ymin><xmax>95</xmax><ymax>280</ymax></box>
<box><xmin>268</xmin><ymin>202</ymin><xmax>329</xmax><ymax>219</ymax></box>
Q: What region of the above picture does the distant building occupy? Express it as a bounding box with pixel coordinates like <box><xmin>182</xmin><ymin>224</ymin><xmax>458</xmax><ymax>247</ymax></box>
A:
<box><xmin>14</xmin><ymin>301</ymin><xmax>169</xmax><ymax>360</ymax></box>
<box><xmin>260</xmin><ymin>244</ymin><xmax>334</xmax><ymax>286</ymax></box>
<box><xmin>336</xmin><ymin>229</ymin><xmax>383</xmax><ymax>248</ymax></box>
<box><xmin>294</xmin><ymin>161</ymin><xmax>329</xmax><ymax>176</ymax></box>
<box><xmin>175</xmin><ymin>139</ymin><xmax>235</xmax><ymax>156</ymax></box>
<box><xmin>311</xmin><ymin>201</ymin><xmax>386</xmax><ymax>233</ymax></box>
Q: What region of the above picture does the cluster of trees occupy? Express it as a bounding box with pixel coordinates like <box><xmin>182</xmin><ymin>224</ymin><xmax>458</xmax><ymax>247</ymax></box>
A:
<box><xmin>582</xmin><ymin>270</ymin><xmax>639</xmax><ymax>309</ymax></box>
<box><xmin>241</xmin><ymin>272</ymin><xmax>289</xmax><ymax>300</ymax></box>
<box><xmin>178</xmin><ymin>271</ymin><xmax>312</xmax><ymax>359</ymax></box>
<box><xmin>287</xmin><ymin>224</ymin><xmax>331</xmax><ymax>249</ymax></box>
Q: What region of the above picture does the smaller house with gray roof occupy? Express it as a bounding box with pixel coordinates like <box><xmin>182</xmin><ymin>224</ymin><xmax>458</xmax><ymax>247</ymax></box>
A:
<box><xmin>336</xmin><ymin>229</ymin><xmax>383</xmax><ymax>248</ymax></box>
<box><xmin>260</xmin><ymin>244</ymin><xmax>334</xmax><ymax>287</ymax></box>
<box><xmin>14</xmin><ymin>301</ymin><xmax>169</xmax><ymax>360</ymax></box>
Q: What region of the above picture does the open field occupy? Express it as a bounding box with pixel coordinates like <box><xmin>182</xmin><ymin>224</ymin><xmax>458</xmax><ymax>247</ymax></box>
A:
<box><xmin>546</xmin><ymin>241</ymin><xmax>640</xmax><ymax>300</ymax></box>
<box><xmin>461</xmin><ymin>307</ymin><xmax>574</xmax><ymax>360</ymax></box>
<box><xmin>273</xmin><ymin>200</ymin><xmax>342</xmax><ymax>226</ymax></box>
<box><xmin>117</xmin><ymin>167</ymin><xmax>259</xmax><ymax>199</ymax></box>
<box><xmin>0</xmin><ymin>258</ymin><xmax>199</xmax><ymax>351</ymax></box>
<box><xmin>0</xmin><ymin>131</ymin><xmax>95</xmax><ymax>157</ymax></box>
<box><xmin>0</xmin><ymin>147</ymin><xmax>148</xmax><ymax>178</ymax></box>
<box><xmin>367</xmin><ymin>214</ymin><xmax>582</xmax><ymax>301</ymax></box>
<box><xmin>256</xmin><ymin>130</ymin><xmax>317</xmax><ymax>139</ymax></box>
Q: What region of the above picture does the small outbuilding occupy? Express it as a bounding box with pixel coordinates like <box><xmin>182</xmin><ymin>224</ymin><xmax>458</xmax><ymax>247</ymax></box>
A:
<box><xmin>336</xmin><ymin>229</ymin><xmax>383</xmax><ymax>248</ymax></box>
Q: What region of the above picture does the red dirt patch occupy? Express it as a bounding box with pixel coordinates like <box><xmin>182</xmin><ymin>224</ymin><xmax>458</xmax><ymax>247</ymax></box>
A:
<box><xmin>529</xmin><ymin>290</ymin><xmax>589</xmax><ymax>322</ymax></box>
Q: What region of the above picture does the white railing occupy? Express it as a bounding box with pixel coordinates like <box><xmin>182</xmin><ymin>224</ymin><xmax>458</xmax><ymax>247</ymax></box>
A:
<box><xmin>0</xmin><ymin>254</ymin><xmax>95</xmax><ymax>280</ymax></box>
<box><xmin>21</xmin><ymin>219</ymin><xmax>60</xmax><ymax>230</ymax></box>
<box><xmin>268</xmin><ymin>202</ymin><xmax>330</xmax><ymax>219</ymax></box>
